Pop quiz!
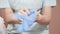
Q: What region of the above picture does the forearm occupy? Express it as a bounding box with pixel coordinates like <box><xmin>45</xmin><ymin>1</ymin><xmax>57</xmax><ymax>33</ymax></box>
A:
<box><xmin>5</xmin><ymin>8</ymin><xmax>22</xmax><ymax>24</ymax></box>
<box><xmin>36</xmin><ymin>6</ymin><xmax>52</xmax><ymax>25</ymax></box>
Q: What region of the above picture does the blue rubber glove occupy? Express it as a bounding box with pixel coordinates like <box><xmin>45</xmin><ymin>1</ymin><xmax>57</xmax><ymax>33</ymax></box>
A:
<box><xmin>13</xmin><ymin>9</ymin><xmax>36</xmax><ymax>32</ymax></box>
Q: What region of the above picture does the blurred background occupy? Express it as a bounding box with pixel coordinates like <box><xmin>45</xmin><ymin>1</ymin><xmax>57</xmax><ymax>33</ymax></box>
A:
<box><xmin>0</xmin><ymin>0</ymin><xmax>60</xmax><ymax>34</ymax></box>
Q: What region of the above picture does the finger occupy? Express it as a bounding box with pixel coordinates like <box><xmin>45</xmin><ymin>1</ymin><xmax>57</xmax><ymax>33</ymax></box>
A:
<box><xmin>23</xmin><ymin>8</ymin><xmax>30</xmax><ymax>14</ymax></box>
<box><xmin>19</xmin><ymin>18</ymin><xmax>23</xmax><ymax>22</ymax></box>
<box><xmin>36</xmin><ymin>12</ymin><xmax>40</xmax><ymax>16</ymax></box>
<box><xmin>18</xmin><ymin>10</ymin><xmax>26</xmax><ymax>14</ymax></box>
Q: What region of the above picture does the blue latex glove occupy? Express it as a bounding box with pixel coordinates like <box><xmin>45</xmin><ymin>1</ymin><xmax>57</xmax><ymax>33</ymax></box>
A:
<box><xmin>13</xmin><ymin>9</ymin><xmax>36</xmax><ymax>32</ymax></box>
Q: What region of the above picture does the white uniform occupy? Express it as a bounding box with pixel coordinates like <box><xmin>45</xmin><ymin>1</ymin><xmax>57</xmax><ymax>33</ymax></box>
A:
<box><xmin>0</xmin><ymin>0</ymin><xmax>56</xmax><ymax>10</ymax></box>
<box><xmin>0</xmin><ymin>0</ymin><xmax>10</xmax><ymax>8</ymax></box>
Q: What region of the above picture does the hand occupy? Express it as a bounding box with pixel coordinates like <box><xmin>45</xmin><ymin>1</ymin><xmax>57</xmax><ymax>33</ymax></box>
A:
<box><xmin>36</xmin><ymin>12</ymin><xmax>41</xmax><ymax>22</ymax></box>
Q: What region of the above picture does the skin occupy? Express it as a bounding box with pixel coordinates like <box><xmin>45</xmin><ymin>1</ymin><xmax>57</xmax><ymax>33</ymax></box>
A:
<box><xmin>19</xmin><ymin>6</ymin><xmax>52</xmax><ymax>25</ymax></box>
<box><xmin>18</xmin><ymin>8</ymin><xmax>30</xmax><ymax>15</ymax></box>
<box><xmin>3</xmin><ymin>6</ymin><xmax>52</xmax><ymax>27</ymax></box>
<box><xmin>36</xmin><ymin>6</ymin><xmax>52</xmax><ymax>25</ymax></box>
<box><xmin>4</xmin><ymin>8</ymin><xmax>22</xmax><ymax>27</ymax></box>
